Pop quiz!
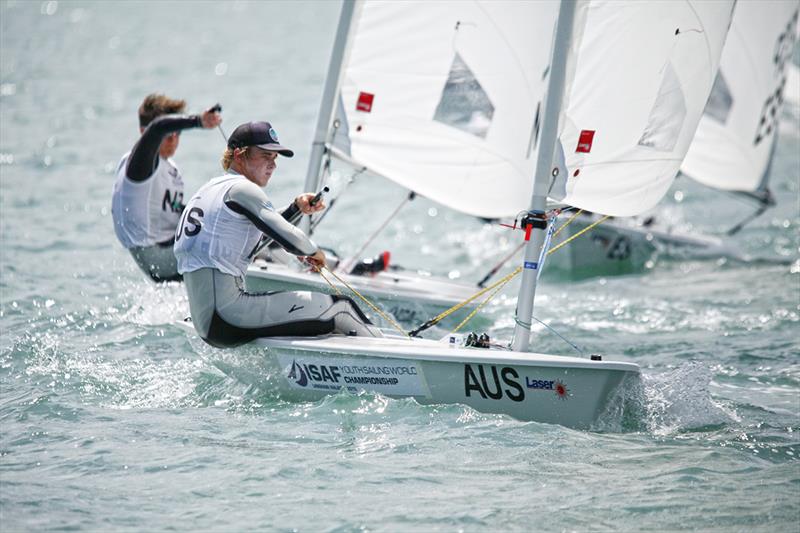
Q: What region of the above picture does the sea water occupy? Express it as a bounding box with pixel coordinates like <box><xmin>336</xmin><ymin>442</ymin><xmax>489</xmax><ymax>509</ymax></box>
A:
<box><xmin>1</xmin><ymin>1</ymin><xmax>798</xmax><ymax>531</ymax></box>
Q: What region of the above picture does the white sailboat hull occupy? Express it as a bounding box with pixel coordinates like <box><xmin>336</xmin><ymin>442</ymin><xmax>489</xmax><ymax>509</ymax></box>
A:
<box><xmin>546</xmin><ymin>218</ymin><xmax>658</xmax><ymax>278</ymax></box>
<box><xmin>178</xmin><ymin>320</ymin><xmax>639</xmax><ymax>429</ymax></box>
<box><xmin>246</xmin><ymin>260</ymin><xmax>479</xmax><ymax>328</ymax></box>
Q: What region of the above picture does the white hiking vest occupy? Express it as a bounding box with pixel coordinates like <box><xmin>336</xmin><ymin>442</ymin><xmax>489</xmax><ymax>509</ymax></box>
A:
<box><xmin>174</xmin><ymin>175</ymin><xmax>264</xmax><ymax>277</ymax></box>
<box><xmin>111</xmin><ymin>152</ymin><xmax>184</xmax><ymax>248</ymax></box>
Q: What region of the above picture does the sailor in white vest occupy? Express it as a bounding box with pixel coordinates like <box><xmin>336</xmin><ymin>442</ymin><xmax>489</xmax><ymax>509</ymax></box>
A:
<box><xmin>112</xmin><ymin>93</ymin><xmax>222</xmax><ymax>282</ymax></box>
<box><xmin>174</xmin><ymin>121</ymin><xmax>380</xmax><ymax>348</ymax></box>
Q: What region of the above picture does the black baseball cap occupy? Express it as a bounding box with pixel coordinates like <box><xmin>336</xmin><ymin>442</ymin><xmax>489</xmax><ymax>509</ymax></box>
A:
<box><xmin>227</xmin><ymin>121</ymin><xmax>294</xmax><ymax>157</ymax></box>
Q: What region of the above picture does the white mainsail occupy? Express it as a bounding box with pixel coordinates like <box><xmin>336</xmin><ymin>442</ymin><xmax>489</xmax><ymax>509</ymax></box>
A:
<box><xmin>330</xmin><ymin>0</ymin><xmax>736</xmax><ymax>219</ymax></box>
<box><xmin>680</xmin><ymin>1</ymin><xmax>799</xmax><ymax>199</ymax></box>
<box><xmin>330</xmin><ymin>0</ymin><xmax>560</xmax><ymax>219</ymax></box>
<box><xmin>551</xmin><ymin>0</ymin><xmax>735</xmax><ymax>216</ymax></box>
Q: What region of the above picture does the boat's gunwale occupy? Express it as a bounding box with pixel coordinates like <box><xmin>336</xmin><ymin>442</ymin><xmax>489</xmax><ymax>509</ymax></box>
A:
<box><xmin>586</xmin><ymin>216</ymin><xmax>723</xmax><ymax>248</ymax></box>
<box><xmin>256</xmin><ymin>335</ymin><xmax>640</xmax><ymax>372</ymax></box>
<box><xmin>177</xmin><ymin>320</ymin><xmax>639</xmax><ymax>373</ymax></box>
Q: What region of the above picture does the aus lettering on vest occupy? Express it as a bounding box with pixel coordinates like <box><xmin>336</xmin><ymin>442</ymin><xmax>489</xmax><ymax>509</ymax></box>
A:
<box><xmin>464</xmin><ymin>364</ymin><xmax>524</xmax><ymax>402</ymax></box>
<box><xmin>162</xmin><ymin>189</ymin><xmax>184</xmax><ymax>213</ymax></box>
<box><xmin>175</xmin><ymin>207</ymin><xmax>204</xmax><ymax>241</ymax></box>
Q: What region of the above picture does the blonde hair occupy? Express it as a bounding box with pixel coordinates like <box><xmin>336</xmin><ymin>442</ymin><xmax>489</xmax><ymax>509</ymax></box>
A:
<box><xmin>221</xmin><ymin>147</ymin><xmax>251</xmax><ymax>171</ymax></box>
<box><xmin>138</xmin><ymin>93</ymin><xmax>186</xmax><ymax>128</ymax></box>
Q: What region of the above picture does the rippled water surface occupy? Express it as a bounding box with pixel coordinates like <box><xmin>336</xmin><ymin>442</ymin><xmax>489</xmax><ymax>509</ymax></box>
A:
<box><xmin>1</xmin><ymin>1</ymin><xmax>799</xmax><ymax>531</ymax></box>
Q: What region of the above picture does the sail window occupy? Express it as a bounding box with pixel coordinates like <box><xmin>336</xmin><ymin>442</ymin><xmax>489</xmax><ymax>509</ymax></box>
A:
<box><xmin>638</xmin><ymin>61</ymin><xmax>686</xmax><ymax>152</ymax></box>
<box><xmin>434</xmin><ymin>53</ymin><xmax>494</xmax><ymax>139</ymax></box>
<box><xmin>330</xmin><ymin>95</ymin><xmax>352</xmax><ymax>157</ymax></box>
<box><xmin>703</xmin><ymin>70</ymin><xmax>732</xmax><ymax>124</ymax></box>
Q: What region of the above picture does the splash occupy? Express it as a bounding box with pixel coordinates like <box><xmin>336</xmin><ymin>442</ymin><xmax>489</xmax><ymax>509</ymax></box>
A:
<box><xmin>595</xmin><ymin>362</ymin><xmax>736</xmax><ymax>434</ymax></box>
<box><xmin>115</xmin><ymin>280</ymin><xmax>188</xmax><ymax>326</ymax></box>
<box><xmin>19</xmin><ymin>333</ymin><xmax>205</xmax><ymax>410</ymax></box>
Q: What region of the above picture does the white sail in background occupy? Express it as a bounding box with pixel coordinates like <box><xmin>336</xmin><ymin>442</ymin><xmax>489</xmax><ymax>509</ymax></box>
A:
<box><xmin>331</xmin><ymin>0</ymin><xmax>559</xmax><ymax>219</ymax></box>
<box><xmin>330</xmin><ymin>1</ymin><xmax>735</xmax><ymax>219</ymax></box>
<box><xmin>552</xmin><ymin>1</ymin><xmax>735</xmax><ymax>216</ymax></box>
<box><xmin>786</xmin><ymin>63</ymin><xmax>800</xmax><ymax>108</ymax></box>
<box><xmin>680</xmin><ymin>1</ymin><xmax>799</xmax><ymax>198</ymax></box>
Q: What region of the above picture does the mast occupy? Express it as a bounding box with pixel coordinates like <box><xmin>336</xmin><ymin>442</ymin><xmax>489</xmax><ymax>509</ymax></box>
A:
<box><xmin>511</xmin><ymin>0</ymin><xmax>577</xmax><ymax>353</ymax></box>
<box><xmin>300</xmin><ymin>0</ymin><xmax>357</xmax><ymax>233</ymax></box>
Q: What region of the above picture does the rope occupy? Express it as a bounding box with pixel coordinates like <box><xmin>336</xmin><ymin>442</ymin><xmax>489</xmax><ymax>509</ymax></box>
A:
<box><xmin>452</xmin><ymin>270</ymin><xmax>517</xmax><ymax>332</ymax></box>
<box><xmin>477</xmin><ymin>241</ymin><xmax>524</xmax><ymax>288</ymax></box>
<box><xmin>410</xmin><ymin>211</ymin><xmax>610</xmax><ymax>336</ymax></box>
<box><xmin>530</xmin><ymin>315</ymin><xmax>585</xmax><ymax>356</ymax></box>
<box><xmin>310</xmin><ymin>165</ymin><xmax>368</xmax><ymax>233</ymax></box>
<box><xmin>547</xmin><ymin>215</ymin><xmax>610</xmax><ymax>255</ymax></box>
<box><xmin>318</xmin><ymin>265</ymin><xmax>409</xmax><ymax>336</ymax></box>
<box><xmin>307</xmin><ymin>210</ymin><xmax>611</xmax><ymax>340</ymax></box>
<box><xmin>314</xmin><ymin>266</ymin><xmax>343</xmax><ymax>296</ymax></box>
<box><xmin>535</xmin><ymin>210</ymin><xmax>560</xmax><ymax>280</ymax></box>
<box><xmin>552</xmin><ymin>208</ymin><xmax>583</xmax><ymax>238</ymax></box>
<box><xmin>408</xmin><ymin>266</ymin><xmax>522</xmax><ymax>337</ymax></box>
<box><xmin>452</xmin><ymin>211</ymin><xmax>564</xmax><ymax>332</ymax></box>
<box><xmin>338</xmin><ymin>191</ymin><xmax>414</xmax><ymax>273</ymax></box>
<box><xmin>477</xmin><ymin>208</ymin><xmax>579</xmax><ymax>288</ymax></box>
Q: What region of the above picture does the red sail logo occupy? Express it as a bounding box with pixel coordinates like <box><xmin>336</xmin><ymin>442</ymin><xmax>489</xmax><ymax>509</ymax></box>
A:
<box><xmin>576</xmin><ymin>129</ymin><xmax>595</xmax><ymax>153</ymax></box>
<box><xmin>356</xmin><ymin>92</ymin><xmax>374</xmax><ymax>113</ymax></box>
